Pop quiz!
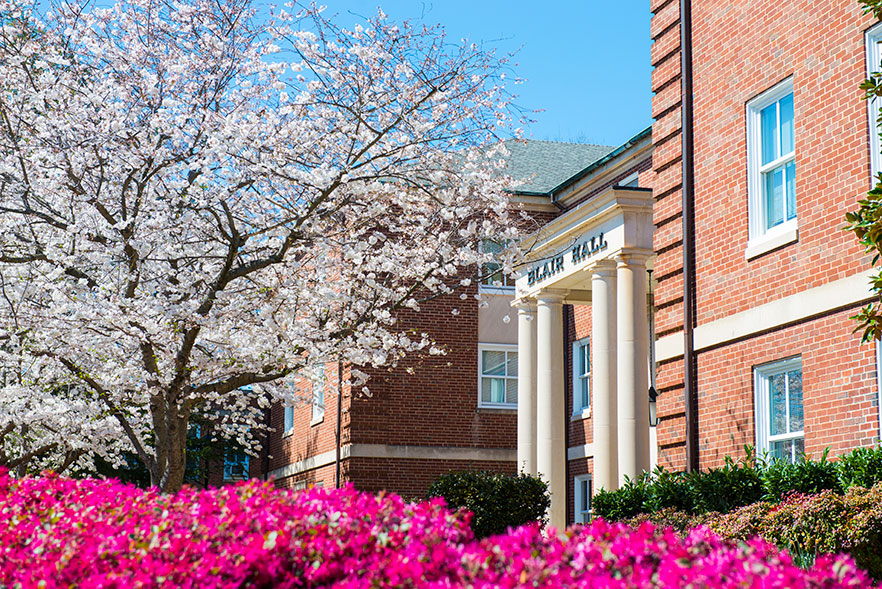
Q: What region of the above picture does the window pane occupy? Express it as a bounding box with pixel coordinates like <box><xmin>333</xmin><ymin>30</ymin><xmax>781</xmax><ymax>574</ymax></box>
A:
<box><xmin>779</xmin><ymin>94</ymin><xmax>794</xmax><ymax>155</ymax></box>
<box><xmin>580</xmin><ymin>343</ymin><xmax>590</xmax><ymax>375</ymax></box>
<box><xmin>482</xmin><ymin>239</ymin><xmax>504</xmax><ymax>255</ymax></box>
<box><xmin>580</xmin><ymin>377</ymin><xmax>590</xmax><ymax>409</ymax></box>
<box><xmin>769</xmin><ymin>372</ymin><xmax>787</xmax><ymax>436</ymax></box>
<box><xmin>794</xmin><ymin>437</ymin><xmax>805</xmax><ymax>458</ymax></box>
<box><xmin>771</xmin><ymin>439</ymin><xmax>794</xmax><ymax>463</ymax></box>
<box><xmin>506</xmin><ymin>378</ymin><xmax>518</xmax><ymax>405</ymax></box>
<box><xmin>580</xmin><ymin>479</ymin><xmax>589</xmax><ymax>511</ymax></box>
<box><xmin>764</xmin><ymin>167</ymin><xmax>785</xmax><ymax>229</ymax></box>
<box><xmin>482</xmin><ymin>350</ymin><xmax>506</xmax><ymax>376</ymax></box>
<box><xmin>785</xmin><ymin>161</ymin><xmax>796</xmax><ymax>221</ymax></box>
<box><xmin>284</xmin><ymin>407</ymin><xmax>294</xmax><ymax>432</ymax></box>
<box><xmin>761</xmin><ymin>102</ymin><xmax>779</xmax><ymax>165</ymax></box>
<box><xmin>482</xmin><ymin>377</ymin><xmax>505</xmax><ymax>403</ymax></box>
<box><xmin>506</xmin><ymin>351</ymin><xmax>518</xmax><ymax>377</ymax></box>
<box><xmin>481</xmin><ymin>262</ymin><xmax>503</xmax><ymax>286</ymax></box>
<box><xmin>788</xmin><ymin>369</ymin><xmax>803</xmax><ymax>432</ymax></box>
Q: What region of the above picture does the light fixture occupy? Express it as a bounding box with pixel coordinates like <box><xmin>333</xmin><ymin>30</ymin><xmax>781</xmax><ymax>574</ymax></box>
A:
<box><xmin>648</xmin><ymin>386</ymin><xmax>659</xmax><ymax>427</ymax></box>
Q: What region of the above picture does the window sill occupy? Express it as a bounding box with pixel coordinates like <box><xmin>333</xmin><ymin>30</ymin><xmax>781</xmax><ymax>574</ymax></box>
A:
<box><xmin>282</xmin><ymin>429</ymin><xmax>295</xmax><ymax>438</ymax></box>
<box><xmin>477</xmin><ymin>405</ymin><xmax>517</xmax><ymax>413</ymax></box>
<box><xmin>479</xmin><ymin>286</ymin><xmax>516</xmax><ymax>296</ymax></box>
<box><xmin>310</xmin><ymin>416</ymin><xmax>324</xmax><ymax>427</ymax></box>
<box><xmin>571</xmin><ymin>407</ymin><xmax>592</xmax><ymax>421</ymax></box>
<box><xmin>745</xmin><ymin>225</ymin><xmax>798</xmax><ymax>260</ymax></box>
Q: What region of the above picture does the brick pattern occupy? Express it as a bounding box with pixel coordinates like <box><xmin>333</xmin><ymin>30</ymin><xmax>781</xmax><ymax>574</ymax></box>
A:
<box><xmin>696</xmin><ymin>306</ymin><xmax>878</xmax><ymax>467</ymax></box>
<box><xmin>651</xmin><ymin>0</ymin><xmax>882</xmax><ymax>472</ymax></box>
<box><xmin>651</xmin><ymin>0</ymin><xmax>687</xmax><ymax>470</ymax></box>
<box><xmin>348</xmin><ymin>458</ymin><xmax>516</xmax><ymax>501</ymax></box>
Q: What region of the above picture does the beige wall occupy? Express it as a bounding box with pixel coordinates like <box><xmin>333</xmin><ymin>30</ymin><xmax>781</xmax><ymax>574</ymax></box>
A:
<box><xmin>478</xmin><ymin>292</ymin><xmax>517</xmax><ymax>344</ymax></box>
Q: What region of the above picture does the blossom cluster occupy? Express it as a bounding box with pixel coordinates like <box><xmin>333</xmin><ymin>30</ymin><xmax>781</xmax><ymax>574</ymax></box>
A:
<box><xmin>0</xmin><ymin>470</ymin><xmax>877</xmax><ymax>588</ymax></box>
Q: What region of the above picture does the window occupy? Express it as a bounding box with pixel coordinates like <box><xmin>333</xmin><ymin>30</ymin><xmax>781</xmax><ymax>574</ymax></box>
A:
<box><xmin>866</xmin><ymin>23</ymin><xmax>882</xmax><ymax>180</ymax></box>
<box><xmin>572</xmin><ymin>338</ymin><xmax>590</xmax><ymax>416</ymax></box>
<box><xmin>746</xmin><ymin>79</ymin><xmax>796</xmax><ymax>255</ymax></box>
<box><xmin>478</xmin><ymin>344</ymin><xmax>518</xmax><ymax>408</ymax></box>
<box><xmin>479</xmin><ymin>239</ymin><xmax>514</xmax><ymax>292</ymax></box>
<box><xmin>574</xmin><ymin>474</ymin><xmax>592</xmax><ymax>523</ymax></box>
<box><xmin>311</xmin><ymin>367</ymin><xmax>325</xmax><ymax>425</ymax></box>
<box><xmin>619</xmin><ymin>173</ymin><xmax>639</xmax><ymax>187</ymax></box>
<box><xmin>284</xmin><ymin>406</ymin><xmax>295</xmax><ymax>434</ymax></box>
<box><xmin>754</xmin><ymin>357</ymin><xmax>804</xmax><ymax>463</ymax></box>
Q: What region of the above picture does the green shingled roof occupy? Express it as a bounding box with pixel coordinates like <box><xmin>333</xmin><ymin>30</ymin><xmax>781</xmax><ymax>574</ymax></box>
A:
<box><xmin>503</xmin><ymin>140</ymin><xmax>616</xmax><ymax>195</ymax></box>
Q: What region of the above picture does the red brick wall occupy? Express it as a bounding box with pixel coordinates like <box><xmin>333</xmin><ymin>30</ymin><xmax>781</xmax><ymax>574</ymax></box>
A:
<box><xmin>651</xmin><ymin>0</ymin><xmax>881</xmax><ymax>471</ymax></box>
<box><xmin>696</xmin><ymin>307</ymin><xmax>878</xmax><ymax>468</ymax></box>
<box><xmin>350</xmin><ymin>285</ymin><xmax>517</xmax><ymax>449</ymax></box>
<box><xmin>348</xmin><ymin>458</ymin><xmax>516</xmax><ymax>501</ymax></box>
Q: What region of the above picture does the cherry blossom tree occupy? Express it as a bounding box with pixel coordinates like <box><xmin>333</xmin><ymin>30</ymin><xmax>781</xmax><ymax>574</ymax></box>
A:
<box><xmin>0</xmin><ymin>0</ymin><xmax>521</xmax><ymax>491</ymax></box>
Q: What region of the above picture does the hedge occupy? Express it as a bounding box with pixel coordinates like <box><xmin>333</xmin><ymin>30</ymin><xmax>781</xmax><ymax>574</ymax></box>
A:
<box><xmin>594</xmin><ymin>445</ymin><xmax>882</xmax><ymax>521</ymax></box>
<box><xmin>426</xmin><ymin>470</ymin><xmax>549</xmax><ymax>538</ymax></box>
<box><xmin>1</xmin><ymin>469</ymin><xmax>877</xmax><ymax>587</ymax></box>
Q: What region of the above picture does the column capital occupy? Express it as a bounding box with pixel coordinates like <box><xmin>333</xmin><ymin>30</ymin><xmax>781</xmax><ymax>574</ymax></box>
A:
<box><xmin>511</xmin><ymin>297</ymin><xmax>537</xmax><ymax>311</ymax></box>
<box><xmin>615</xmin><ymin>250</ymin><xmax>653</xmax><ymax>267</ymax></box>
<box><xmin>535</xmin><ymin>289</ymin><xmax>568</xmax><ymax>305</ymax></box>
<box><xmin>588</xmin><ymin>258</ymin><xmax>618</xmax><ymax>277</ymax></box>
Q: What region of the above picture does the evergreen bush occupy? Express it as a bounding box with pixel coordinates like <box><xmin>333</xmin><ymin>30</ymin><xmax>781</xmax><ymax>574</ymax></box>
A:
<box><xmin>426</xmin><ymin>470</ymin><xmax>549</xmax><ymax>538</ymax></box>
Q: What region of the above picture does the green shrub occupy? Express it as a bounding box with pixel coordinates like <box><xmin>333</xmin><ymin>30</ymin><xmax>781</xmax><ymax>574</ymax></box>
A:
<box><xmin>426</xmin><ymin>470</ymin><xmax>549</xmax><ymax>538</ymax></box>
<box><xmin>836</xmin><ymin>446</ymin><xmax>882</xmax><ymax>490</ymax></box>
<box><xmin>760</xmin><ymin>448</ymin><xmax>842</xmax><ymax>501</ymax></box>
<box><xmin>644</xmin><ymin>467</ymin><xmax>694</xmax><ymax>514</ymax></box>
<box><xmin>592</xmin><ymin>473</ymin><xmax>649</xmax><ymax>522</ymax></box>
<box><xmin>686</xmin><ymin>456</ymin><xmax>764</xmax><ymax>514</ymax></box>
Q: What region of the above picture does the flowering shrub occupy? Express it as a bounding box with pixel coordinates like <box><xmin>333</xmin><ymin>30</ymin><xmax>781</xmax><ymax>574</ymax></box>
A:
<box><xmin>0</xmin><ymin>469</ymin><xmax>877</xmax><ymax>588</ymax></box>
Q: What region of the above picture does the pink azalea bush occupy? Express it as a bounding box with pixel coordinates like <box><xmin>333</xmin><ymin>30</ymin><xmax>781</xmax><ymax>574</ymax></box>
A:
<box><xmin>0</xmin><ymin>469</ymin><xmax>877</xmax><ymax>588</ymax></box>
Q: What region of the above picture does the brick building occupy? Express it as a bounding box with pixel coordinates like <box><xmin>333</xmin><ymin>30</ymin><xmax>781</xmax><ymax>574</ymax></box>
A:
<box><xmin>251</xmin><ymin>134</ymin><xmax>652</xmax><ymax>500</ymax></box>
<box><xmin>255</xmin><ymin>0</ymin><xmax>882</xmax><ymax>529</ymax></box>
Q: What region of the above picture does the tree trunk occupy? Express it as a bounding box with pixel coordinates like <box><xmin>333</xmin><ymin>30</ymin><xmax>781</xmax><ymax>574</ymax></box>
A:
<box><xmin>149</xmin><ymin>393</ymin><xmax>190</xmax><ymax>493</ymax></box>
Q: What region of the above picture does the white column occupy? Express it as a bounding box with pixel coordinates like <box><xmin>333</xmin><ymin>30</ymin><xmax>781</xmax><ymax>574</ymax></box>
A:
<box><xmin>516</xmin><ymin>300</ymin><xmax>537</xmax><ymax>475</ymax></box>
<box><xmin>616</xmin><ymin>253</ymin><xmax>651</xmax><ymax>484</ymax></box>
<box><xmin>536</xmin><ymin>291</ymin><xmax>566</xmax><ymax>529</ymax></box>
<box><xmin>590</xmin><ymin>261</ymin><xmax>618</xmax><ymax>493</ymax></box>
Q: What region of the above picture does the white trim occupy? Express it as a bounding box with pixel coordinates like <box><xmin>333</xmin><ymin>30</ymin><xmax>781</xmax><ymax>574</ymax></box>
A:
<box><xmin>654</xmin><ymin>270</ymin><xmax>876</xmax><ymax>362</ymax></box>
<box><xmin>267</xmin><ymin>444</ymin><xmax>517</xmax><ymax>480</ymax></box>
<box><xmin>573</xmin><ymin>474</ymin><xmax>592</xmax><ymax>523</ymax></box>
<box><xmin>745</xmin><ymin>225</ymin><xmax>798</xmax><ymax>260</ymax></box>
<box><xmin>566</xmin><ymin>443</ymin><xmax>595</xmax><ymax>461</ymax></box>
<box><xmin>867</xmin><ymin>22</ymin><xmax>882</xmax><ymax>183</ymax></box>
<box><xmin>349</xmin><ymin>444</ymin><xmax>516</xmax><ymax>462</ymax></box>
<box><xmin>268</xmin><ymin>446</ymin><xmax>352</xmax><ymax>480</ymax></box>
<box><xmin>754</xmin><ymin>356</ymin><xmax>803</xmax><ymax>461</ymax></box>
<box><xmin>618</xmin><ymin>172</ymin><xmax>640</xmax><ymax>188</ymax></box>
<box><xmin>478</xmin><ymin>343</ymin><xmax>519</xmax><ymax>409</ymax></box>
<box><xmin>572</xmin><ymin>337</ymin><xmax>591</xmax><ymax>416</ymax></box>
<box><xmin>746</xmin><ymin>78</ymin><xmax>796</xmax><ymax>245</ymax></box>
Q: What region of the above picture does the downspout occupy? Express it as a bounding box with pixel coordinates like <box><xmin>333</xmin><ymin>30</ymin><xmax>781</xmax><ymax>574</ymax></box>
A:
<box><xmin>680</xmin><ymin>0</ymin><xmax>699</xmax><ymax>472</ymax></box>
<box><xmin>564</xmin><ymin>305</ymin><xmax>571</xmax><ymax>523</ymax></box>
<box><xmin>336</xmin><ymin>355</ymin><xmax>343</xmax><ymax>489</ymax></box>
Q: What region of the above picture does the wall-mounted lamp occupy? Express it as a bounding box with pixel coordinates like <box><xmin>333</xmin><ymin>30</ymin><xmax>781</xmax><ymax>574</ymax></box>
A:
<box><xmin>648</xmin><ymin>386</ymin><xmax>659</xmax><ymax>427</ymax></box>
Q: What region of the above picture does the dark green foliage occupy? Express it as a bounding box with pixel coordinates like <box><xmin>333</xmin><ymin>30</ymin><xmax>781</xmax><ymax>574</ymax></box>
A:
<box><xmin>686</xmin><ymin>456</ymin><xmax>764</xmax><ymax>514</ymax></box>
<box><xmin>594</xmin><ymin>446</ymin><xmax>882</xmax><ymax>523</ymax></box>
<box><xmin>644</xmin><ymin>467</ymin><xmax>694</xmax><ymax>513</ymax></box>
<box><xmin>760</xmin><ymin>449</ymin><xmax>842</xmax><ymax>501</ymax></box>
<box><xmin>426</xmin><ymin>470</ymin><xmax>549</xmax><ymax>539</ymax></box>
<box><xmin>836</xmin><ymin>446</ymin><xmax>882</xmax><ymax>490</ymax></box>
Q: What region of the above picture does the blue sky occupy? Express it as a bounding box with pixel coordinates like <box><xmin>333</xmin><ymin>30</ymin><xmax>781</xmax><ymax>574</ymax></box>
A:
<box><xmin>321</xmin><ymin>1</ymin><xmax>653</xmax><ymax>148</ymax></box>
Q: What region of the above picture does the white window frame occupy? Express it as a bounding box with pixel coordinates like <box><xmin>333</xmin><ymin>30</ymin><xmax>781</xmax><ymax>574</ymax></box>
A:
<box><xmin>746</xmin><ymin>78</ymin><xmax>798</xmax><ymax>259</ymax></box>
<box><xmin>311</xmin><ymin>366</ymin><xmax>326</xmax><ymax>425</ymax></box>
<box><xmin>572</xmin><ymin>337</ymin><xmax>591</xmax><ymax>418</ymax></box>
<box><xmin>478</xmin><ymin>343</ymin><xmax>518</xmax><ymax>409</ymax></box>
<box><xmin>866</xmin><ymin>23</ymin><xmax>882</xmax><ymax>182</ymax></box>
<box><xmin>574</xmin><ymin>474</ymin><xmax>592</xmax><ymax>524</ymax></box>
<box><xmin>754</xmin><ymin>356</ymin><xmax>804</xmax><ymax>462</ymax></box>
<box><xmin>478</xmin><ymin>239</ymin><xmax>515</xmax><ymax>294</ymax></box>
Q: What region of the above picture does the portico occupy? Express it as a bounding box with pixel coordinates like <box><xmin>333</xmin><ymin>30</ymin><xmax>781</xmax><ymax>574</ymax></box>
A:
<box><xmin>514</xmin><ymin>186</ymin><xmax>655</xmax><ymax>528</ymax></box>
